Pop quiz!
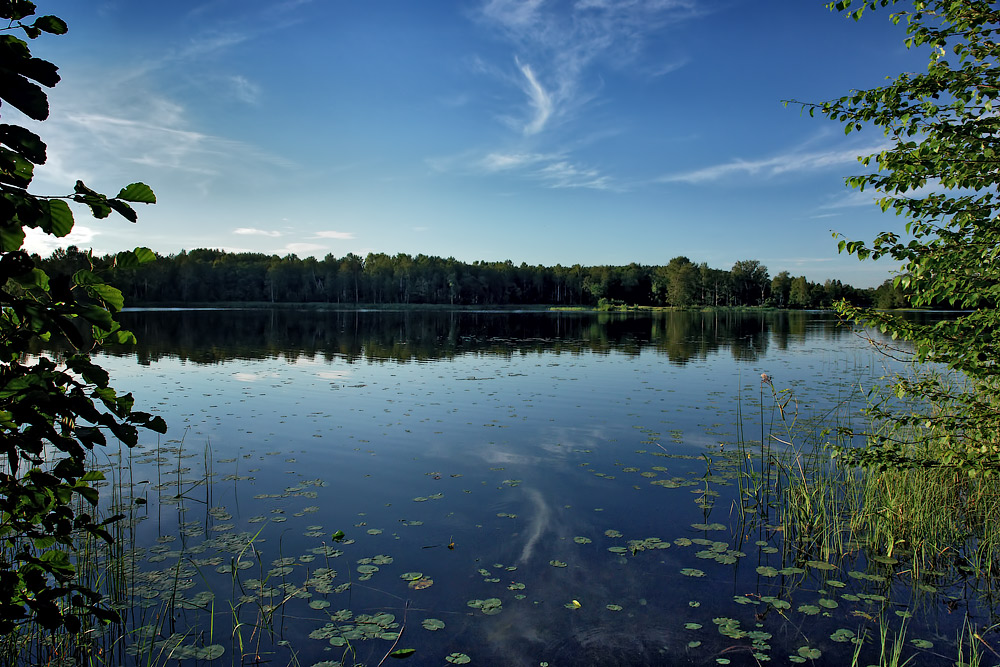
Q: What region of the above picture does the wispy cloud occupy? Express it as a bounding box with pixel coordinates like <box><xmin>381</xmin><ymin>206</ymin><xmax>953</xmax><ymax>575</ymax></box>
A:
<box><xmin>659</xmin><ymin>145</ymin><xmax>884</xmax><ymax>184</ymax></box>
<box><xmin>473</xmin><ymin>150</ymin><xmax>615</xmax><ymax>190</ymax></box>
<box><xmin>229</xmin><ymin>75</ymin><xmax>261</xmax><ymax>105</ymax></box>
<box><xmin>480</xmin><ymin>151</ymin><xmax>556</xmax><ymax>171</ymax></box>
<box><xmin>537</xmin><ymin>160</ymin><xmax>612</xmax><ymax>190</ymax></box>
<box><xmin>235</xmin><ymin>228</ymin><xmax>283</xmax><ymax>237</ymax></box>
<box><xmin>314</xmin><ymin>231</ymin><xmax>355</xmax><ymax>240</ymax></box>
<box><xmin>478</xmin><ymin>0</ymin><xmax>700</xmax><ymax>136</ymax></box>
<box><xmin>516</xmin><ymin>58</ymin><xmax>553</xmax><ymax>135</ymax></box>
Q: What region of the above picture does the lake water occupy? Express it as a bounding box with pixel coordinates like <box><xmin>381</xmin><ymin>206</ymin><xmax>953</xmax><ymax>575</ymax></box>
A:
<box><xmin>70</xmin><ymin>309</ymin><xmax>993</xmax><ymax>666</ymax></box>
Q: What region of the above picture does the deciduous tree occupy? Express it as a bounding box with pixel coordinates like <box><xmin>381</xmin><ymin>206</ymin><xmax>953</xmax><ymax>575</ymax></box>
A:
<box><xmin>797</xmin><ymin>0</ymin><xmax>1000</xmax><ymax>469</ymax></box>
<box><xmin>0</xmin><ymin>1</ymin><xmax>164</xmax><ymax>633</ymax></box>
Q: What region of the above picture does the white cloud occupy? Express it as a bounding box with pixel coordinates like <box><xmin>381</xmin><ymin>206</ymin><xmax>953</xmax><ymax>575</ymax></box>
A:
<box><xmin>659</xmin><ymin>145</ymin><xmax>884</xmax><ymax>184</ymax></box>
<box><xmin>516</xmin><ymin>58</ymin><xmax>554</xmax><ymax>135</ymax></box>
<box><xmin>477</xmin><ymin>0</ymin><xmax>700</xmax><ymax>137</ymax></box>
<box><xmin>22</xmin><ymin>225</ymin><xmax>98</xmax><ymax>257</ymax></box>
<box><xmin>229</xmin><ymin>75</ymin><xmax>262</xmax><ymax>104</ymax></box>
<box><xmin>480</xmin><ymin>151</ymin><xmax>555</xmax><ymax>171</ymax></box>
<box><xmin>234</xmin><ymin>228</ymin><xmax>283</xmax><ymax>237</ymax></box>
<box><xmin>284</xmin><ymin>242</ymin><xmax>326</xmax><ymax>254</ymax></box>
<box><xmin>537</xmin><ymin>160</ymin><xmax>613</xmax><ymax>190</ymax></box>
<box><xmin>314</xmin><ymin>231</ymin><xmax>355</xmax><ymax>239</ymax></box>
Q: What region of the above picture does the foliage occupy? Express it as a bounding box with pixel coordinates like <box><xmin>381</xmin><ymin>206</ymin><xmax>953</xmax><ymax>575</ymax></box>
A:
<box><xmin>47</xmin><ymin>247</ymin><xmax>877</xmax><ymax>309</ymax></box>
<box><xmin>0</xmin><ymin>1</ymin><xmax>164</xmax><ymax>634</ymax></box>
<box><xmin>794</xmin><ymin>0</ymin><xmax>1000</xmax><ymax>469</ymax></box>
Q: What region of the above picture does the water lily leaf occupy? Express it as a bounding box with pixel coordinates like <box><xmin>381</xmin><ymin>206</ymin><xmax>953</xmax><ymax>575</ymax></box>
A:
<box><xmin>805</xmin><ymin>560</ymin><xmax>836</xmax><ymax>571</ymax></box>
<box><xmin>797</xmin><ymin>646</ymin><xmax>821</xmax><ymax>659</ymax></box>
<box><xmin>421</xmin><ymin>618</ymin><xmax>445</xmax><ymax>631</ymax></box>
<box><xmin>446</xmin><ymin>653</ymin><xmax>471</xmax><ymax>664</ymax></box>
<box><xmin>691</xmin><ymin>522</ymin><xmax>726</xmax><ymax>531</ymax></box>
<box><xmin>573</xmin><ymin>536</ymin><xmax>592</xmax><ymax>544</ymax></box>
<box><xmin>194</xmin><ymin>645</ymin><xmax>225</xmax><ymax>660</ymax></box>
<box><xmin>680</xmin><ymin>568</ymin><xmax>705</xmax><ymax>577</ymax></box>
<box><xmin>756</xmin><ymin>566</ymin><xmax>778</xmax><ymax>577</ymax></box>
<box><xmin>797</xmin><ymin>604</ymin><xmax>820</xmax><ymax>615</ymax></box>
<box><xmin>549</xmin><ymin>560</ymin><xmax>567</xmax><ymax>568</ymax></box>
<box><xmin>831</xmin><ymin>629</ymin><xmax>855</xmax><ymax>643</ymax></box>
<box><xmin>390</xmin><ymin>648</ymin><xmax>416</xmax><ymax>658</ymax></box>
<box><xmin>400</xmin><ymin>572</ymin><xmax>423</xmax><ymax>581</ymax></box>
<box><xmin>606</xmin><ymin>604</ymin><xmax>622</xmax><ymax>611</ymax></box>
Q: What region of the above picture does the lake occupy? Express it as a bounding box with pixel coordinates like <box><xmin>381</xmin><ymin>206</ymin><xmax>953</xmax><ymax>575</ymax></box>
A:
<box><xmin>62</xmin><ymin>309</ymin><xmax>994</xmax><ymax>666</ymax></box>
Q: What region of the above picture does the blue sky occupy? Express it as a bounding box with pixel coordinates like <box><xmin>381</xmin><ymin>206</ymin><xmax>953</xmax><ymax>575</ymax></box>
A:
<box><xmin>23</xmin><ymin>1</ymin><xmax>927</xmax><ymax>287</ymax></box>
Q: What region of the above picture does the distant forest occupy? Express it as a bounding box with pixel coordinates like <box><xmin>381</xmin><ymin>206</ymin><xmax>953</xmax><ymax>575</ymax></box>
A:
<box><xmin>36</xmin><ymin>247</ymin><xmax>912</xmax><ymax>309</ymax></box>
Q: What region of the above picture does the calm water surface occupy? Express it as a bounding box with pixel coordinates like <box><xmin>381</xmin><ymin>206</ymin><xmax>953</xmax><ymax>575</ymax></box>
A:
<box><xmin>76</xmin><ymin>309</ymin><xmax>993</xmax><ymax>666</ymax></box>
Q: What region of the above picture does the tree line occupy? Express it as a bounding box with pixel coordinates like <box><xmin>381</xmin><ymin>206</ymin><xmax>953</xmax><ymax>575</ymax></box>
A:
<box><xmin>37</xmin><ymin>247</ymin><xmax>896</xmax><ymax>309</ymax></box>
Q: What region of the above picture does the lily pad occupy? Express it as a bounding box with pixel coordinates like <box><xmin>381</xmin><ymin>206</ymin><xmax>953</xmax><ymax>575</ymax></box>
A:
<box><xmin>446</xmin><ymin>653</ymin><xmax>471</xmax><ymax>664</ymax></box>
<box><xmin>680</xmin><ymin>568</ymin><xmax>705</xmax><ymax>577</ymax></box>
<box><xmin>421</xmin><ymin>618</ymin><xmax>445</xmax><ymax>631</ymax></box>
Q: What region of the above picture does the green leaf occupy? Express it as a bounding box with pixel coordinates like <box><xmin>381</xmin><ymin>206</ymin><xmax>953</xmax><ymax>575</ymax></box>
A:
<box><xmin>38</xmin><ymin>199</ymin><xmax>73</xmax><ymax>236</ymax></box>
<box><xmin>72</xmin><ymin>269</ymin><xmax>101</xmax><ymax>286</ymax></box>
<box><xmin>0</xmin><ymin>223</ymin><xmax>26</xmax><ymax>251</ymax></box>
<box><xmin>31</xmin><ymin>16</ymin><xmax>68</xmax><ymax>35</ymax></box>
<box><xmin>116</xmin><ymin>182</ymin><xmax>156</xmax><ymax>204</ymax></box>
<box><xmin>0</xmin><ymin>70</ymin><xmax>48</xmax><ymax>120</ymax></box>
<box><xmin>107</xmin><ymin>198</ymin><xmax>136</xmax><ymax>223</ymax></box>
<box><xmin>73</xmin><ymin>484</ymin><xmax>99</xmax><ymax>506</ymax></box>
<box><xmin>0</xmin><ymin>123</ymin><xmax>45</xmax><ymax>163</ymax></box>
<box><xmin>133</xmin><ymin>247</ymin><xmax>156</xmax><ymax>264</ymax></box>
<box><xmin>390</xmin><ymin>648</ymin><xmax>416</xmax><ymax>659</ymax></box>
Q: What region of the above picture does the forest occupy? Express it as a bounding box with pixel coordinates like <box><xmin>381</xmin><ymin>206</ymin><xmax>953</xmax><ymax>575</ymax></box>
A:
<box><xmin>35</xmin><ymin>247</ymin><xmax>905</xmax><ymax>309</ymax></box>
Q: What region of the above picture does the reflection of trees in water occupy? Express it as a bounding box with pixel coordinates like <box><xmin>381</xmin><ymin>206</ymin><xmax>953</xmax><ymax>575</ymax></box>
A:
<box><xmin>97</xmin><ymin>309</ymin><xmax>857</xmax><ymax>366</ymax></box>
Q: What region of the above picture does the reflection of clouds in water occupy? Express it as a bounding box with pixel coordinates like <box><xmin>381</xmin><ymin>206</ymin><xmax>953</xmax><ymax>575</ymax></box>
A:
<box><xmin>316</xmin><ymin>371</ymin><xmax>351</xmax><ymax>380</ymax></box>
<box><xmin>517</xmin><ymin>488</ymin><xmax>551</xmax><ymax>565</ymax></box>
<box><xmin>232</xmin><ymin>372</ymin><xmax>280</xmax><ymax>382</ymax></box>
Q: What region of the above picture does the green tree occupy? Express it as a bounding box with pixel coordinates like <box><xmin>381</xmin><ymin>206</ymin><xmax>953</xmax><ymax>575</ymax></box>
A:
<box><xmin>770</xmin><ymin>270</ymin><xmax>792</xmax><ymax>307</ymax></box>
<box><xmin>0</xmin><ymin>2</ymin><xmax>164</xmax><ymax>633</ymax></box>
<box><xmin>800</xmin><ymin>0</ymin><xmax>1000</xmax><ymax>468</ymax></box>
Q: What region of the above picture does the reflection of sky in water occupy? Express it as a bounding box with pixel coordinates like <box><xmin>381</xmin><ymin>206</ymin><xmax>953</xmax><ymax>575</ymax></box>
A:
<box><xmin>77</xmin><ymin>317</ymin><xmax>966</xmax><ymax>667</ymax></box>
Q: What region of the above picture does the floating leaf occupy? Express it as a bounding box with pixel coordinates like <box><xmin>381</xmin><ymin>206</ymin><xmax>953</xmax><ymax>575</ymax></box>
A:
<box><xmin>805</xmin><ymin>560</ymin><xmax>836</xmax><ymax>571</ymax></box>
<box><xmin>680</xmin><ymin>568</ymin><xmax>705</xmax><ymax>577</ymax></box>
<box><xmin>831</xmin><ymin>629</ymin><xmax>855</xmax><ymax>643</ymax></box>
<box><xmin>194</xmin><ymin>645</ymin><xmax>225</xmax><ymax>660</ymax></box>
<box><xmin>421</xmin><ymin>618</ymin><xmax>445</xmax><ymax>631</ymax></box>
<box><xmin>446</xmin><ymin>653</ymin><xmax>471</xmax><ymax>664</ymax></box>
<box><xmin>756</xmin><ymin>566</ymin><xmax>779</xmax><ymax>577</ymax></box>
<box><xmin>606</xmin><ymin>604</ymin><xmax>622</xmax><ymax>611</ymax></box>
<box><xmin>400</xmin><ymin>572</ymin><xmax>423</xmax><ymax>581</ymax></box>
<box><xmin>549</xmin><ymin>560</ymin><xmax>567</xmax><ymax>568</ymax></box>
<box><xmin>390</xmin><ymin>648</ymin><xmax>416</xmax><ymax>659</ymax></box>
<box><xmin>573</xmin><ymin>536</ymin><xmax>592</xmax><ymax>544</ymax></box>
<box><xmin>691</xmin><ymin>522</ymin><xmax>726</xmax><ymax>531</ymax></box>
<box><xmin>797</xmin><ymin>604</ymin><xmax>820</xmax><ymax>615</ymax></box>
<box><xmin>797</xmin><ymin>646</ymin><xmax>821</xmax><ymax>659</ymax></box>
<box><xmin>911</xmin><ymin>639</ymin><xmax>933</xmax><ymax>649</ymax></box>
